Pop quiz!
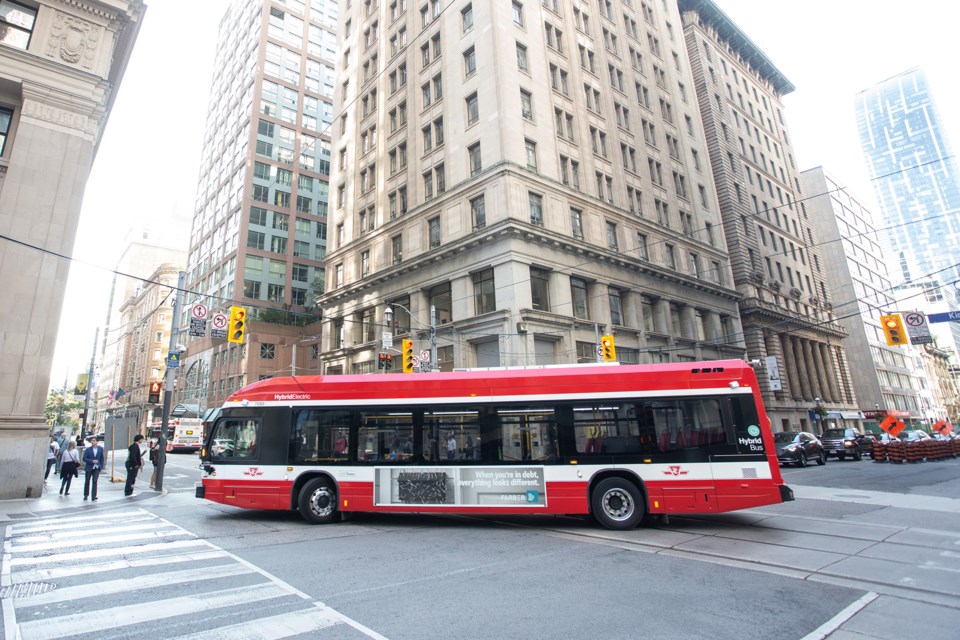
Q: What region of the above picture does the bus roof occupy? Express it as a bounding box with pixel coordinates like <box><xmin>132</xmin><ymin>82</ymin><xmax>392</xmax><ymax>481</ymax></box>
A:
<box><xmin>223</xmin><ymin>360</ymin><xmax>758</xmax><ymax>407</ymax></box>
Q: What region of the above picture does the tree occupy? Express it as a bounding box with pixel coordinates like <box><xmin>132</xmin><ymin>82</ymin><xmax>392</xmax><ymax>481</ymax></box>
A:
<box><xmin>45</xmin><ymin>389</ymin><xmax>84</xmax><ymax>428</ymax></box>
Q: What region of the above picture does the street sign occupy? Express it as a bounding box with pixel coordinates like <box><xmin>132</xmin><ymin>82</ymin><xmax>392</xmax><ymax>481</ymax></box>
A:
<box><xmin>411</xmin><ymin>355</ymin><xmax>421</xmax><ymax>369</ymax></box>
<box><xmin>765</xmin><ymin>355</ymin><xmax>782</xmax><ymax>391</ymax></box>
<box><xmin>211</xmin><ymin>313</ymin><xmax>228</xmax><ymax>339</ymax></box>
<box><xmin>903</xmin><ymin>311</ymin><xmax>932</xmax><ymax>345</ymax></box>
<box><xmin>189</xmin><ymin>317</ymin><xmax>206</xmax><ymax>337</ymax></box>
<box><xmin>192</xmin><ymin>304</ymin><xmax>208</xmax><ymax>319</ymax></box>
<box><xmin>927</xmin><ymin>310</ymin><xmax>960</xmax><ymax>324</ymax></box>
<box><xmin>420</xmin><ymin>350</ymin><xmax>430</xmax><ymax>362</ymax></box>
<box><xmin>382</xmin><ymin>331</ymin><xmax>393</xmax><ymax>349</ymax></box>
<box><xmin>166</xmin><ymin>352</ymin><xmax>180</xmax><ymax>369</ymax></box>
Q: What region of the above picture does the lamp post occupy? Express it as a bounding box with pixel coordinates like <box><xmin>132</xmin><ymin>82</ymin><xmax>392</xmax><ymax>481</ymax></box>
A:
<box><xmin>384</xmin><ymin>303</ymin><xmax>437</xmax><ymax>371</ymax></box>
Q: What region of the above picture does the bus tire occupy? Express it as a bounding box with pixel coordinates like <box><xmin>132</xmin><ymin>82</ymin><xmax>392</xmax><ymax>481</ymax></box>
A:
<box><xmin>298</xmin><ymin>478</ymin><xmax>340</xmax><ymax>525</ymax></box>
<box><xmin>591</xmin><ymin>478</ymin><xmax>644</xmax><ymax>530</ymax></box>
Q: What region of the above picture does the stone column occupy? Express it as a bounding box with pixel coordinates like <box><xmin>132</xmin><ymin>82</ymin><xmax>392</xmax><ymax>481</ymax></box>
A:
<box><xmin>654</xmin><ymin>299</ymin><xmax>671</xmax><ymax>334</ymax></box>
<box><xmin>792</xmin><ymin>337</ymin><xmax>813</xmax><ymax>400</ymax></box>
<box><xmin>819</xmin><ymin>342</ymin><xmax>841</xmax><ymax>404</ymax></box>
<box><xmin>806</xmin><ymin>339</ymin><xmax>827</xmax><ymax>401</ymax></box>
<box><xmin>780</xmin><ymin>334</ymin><xmax>801</xmax><ymax>400</ymax></box>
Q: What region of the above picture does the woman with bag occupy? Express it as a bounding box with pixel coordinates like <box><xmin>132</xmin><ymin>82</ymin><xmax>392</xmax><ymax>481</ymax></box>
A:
<box><xmin>58</xmin><ymin>440</ymin><xmax>80</xmax><ymax>495</ymax></box>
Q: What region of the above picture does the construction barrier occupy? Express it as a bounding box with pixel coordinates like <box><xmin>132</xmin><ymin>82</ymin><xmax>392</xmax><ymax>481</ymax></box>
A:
<box><xmin>886</xmin><ymin>441</ymin><xmax>906</xmax><ymax>463</ymax></box>
<box><xmin>872</xmin><ymin>442</ymin><xmax>887</xmax><ymax>462</ymax></box>
<box><xmin>904</xmin><ymin>441</ymin><xmax>924</xmax><ymax>463</ymax></box>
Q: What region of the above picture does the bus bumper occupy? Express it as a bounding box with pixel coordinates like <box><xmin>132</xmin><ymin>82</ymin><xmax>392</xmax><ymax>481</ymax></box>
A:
<box><xmin>779</xmin><ymin>484</ymin><xmax>794</xmax><ymax>502</ymax></box>
<box><xmin>195</xmin><ymin>483</ymin><xmax>205</xmax><ymax>499</ymax></box>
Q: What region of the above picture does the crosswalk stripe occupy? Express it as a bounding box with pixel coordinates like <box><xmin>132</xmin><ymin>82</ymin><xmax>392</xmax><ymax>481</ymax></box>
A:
<box><xmin>8</xmin><ymin>509</ymin><xmax>152</xmax><ymax>534</ymax></box>
<box><xmin>17</xmin><ymin>583</ymin><xmax>292</xmax><ymax>640</ymax></box>
<box><xmin>15</xmin><ymin>563</ymin><xmax>254</xmax><ymax>607</ymax></box>
<box><xmin>6</xmin><ymin>528</ymin><xmax>192</xmax><ymax>553</ymax></box>
<box><xmin>9</xmin><ymin>549</ymin><xmax>227</xmax><ymax>583</ymax></box>
<box><xmin>11</xmin><ymin>520</ymin><xmax>177</xmax><ymax>544</ymax></box>
<box><xmin>8</xmin><ymin>538</ymin><xmax>210</xmax><ymax>566</ymax></box>
<box><xmin>168</xmin><ymin>605</ymin><xmax>342</xmax><ymax>640</ymax></box>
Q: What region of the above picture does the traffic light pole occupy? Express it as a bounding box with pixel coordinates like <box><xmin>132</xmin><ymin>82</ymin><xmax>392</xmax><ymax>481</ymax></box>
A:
<box><xmin>155</xmin><ymin>271</ymin><xmax>185</xmax><ymax>493</ymax></box>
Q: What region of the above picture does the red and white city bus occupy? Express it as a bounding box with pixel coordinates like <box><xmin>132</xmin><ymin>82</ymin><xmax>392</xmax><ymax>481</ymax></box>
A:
<box><xmin>196</xmin><ymin>361</ymin><xmax>793</xmax><ymax>530</ymax></box>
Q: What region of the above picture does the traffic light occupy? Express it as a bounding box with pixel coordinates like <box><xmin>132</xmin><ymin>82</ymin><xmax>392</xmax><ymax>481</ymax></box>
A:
<box><xmin>600</xmin><ymin>335</ymin><xmax>617</xmax><ymax>362</ymax></box>
<box><xmin>378</xmin><ymin>352</ymin><xmax>387</xmax><ymax>369</ymax></box>
<box><xmin>228</xmin><ymin>306</ymin><xmax>246</xmax><ymax>344</ymax></box>
<box><xmin>402</xmin><ymin>338</ymin><xmax>414</xmax><ymax>373</ymax></box>
<box><xmin>385</xmin><ymin>354</ymin><xmax>394</xmax><ymax>370</ymax></box>
<box><xmin>880</xmin><ymin>313</ymin><xmax>908</xmax><ymax>346</ymax></box>
<box><xmin>148</xmin><ymin>381</ymin><xmax>162</xmax><ymax>404</ymax></box>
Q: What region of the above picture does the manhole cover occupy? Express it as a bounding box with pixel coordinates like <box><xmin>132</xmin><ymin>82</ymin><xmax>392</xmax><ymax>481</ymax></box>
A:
<box><xmin>0</xmin><ymin>582</ymin><xmax>56</xmax><ymax>599</ymax></box>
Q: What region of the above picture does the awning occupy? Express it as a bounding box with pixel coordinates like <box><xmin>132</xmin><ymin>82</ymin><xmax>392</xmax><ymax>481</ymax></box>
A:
<box><xmin>826</xmin><ymin>410</ymin><xmax>865</xmax><ymax>420</ymax></box>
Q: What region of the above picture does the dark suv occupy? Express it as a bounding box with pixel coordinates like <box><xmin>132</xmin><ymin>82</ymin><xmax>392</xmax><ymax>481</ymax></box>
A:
<box><xmin>820</xmin><ymin>428</ymin><xmax>873</xmax><ymax>461</ymax></box>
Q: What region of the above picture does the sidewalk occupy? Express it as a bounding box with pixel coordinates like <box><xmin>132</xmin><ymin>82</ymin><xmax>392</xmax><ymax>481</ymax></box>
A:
<box><xmin>0</xmin><ymin>460</ymin><xmax>161</xmax><ymax>524</ymax></box>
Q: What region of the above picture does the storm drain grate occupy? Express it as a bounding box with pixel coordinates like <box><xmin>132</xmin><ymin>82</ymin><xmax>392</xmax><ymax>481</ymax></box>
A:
<box><xmin>0</xmin><ymin>582</ymin><xmax>57</xmax><ymax>599</ymax></box>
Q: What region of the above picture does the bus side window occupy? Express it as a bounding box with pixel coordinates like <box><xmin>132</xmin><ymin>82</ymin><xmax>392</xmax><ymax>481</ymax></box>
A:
<box><xmin>212</xmin><ymin>419</ymin><xmax>259</xmax><ymax>460</ymax></box>
<box><xmin>292</xmin><ymin>410</ymin><xmax>351</xmax><ymax>464</ymax></box>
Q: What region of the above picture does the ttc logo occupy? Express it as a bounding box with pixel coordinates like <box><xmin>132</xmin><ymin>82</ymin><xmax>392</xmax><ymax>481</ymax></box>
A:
<box><xmin>244</xmin><ymin>467</ymin><xmax>263</xmax><ymax>477</ymax></box>
<box><xmin>662</xmin><ymin>465</ymin><xmax>689</xmax><ymax>476</ymax></box>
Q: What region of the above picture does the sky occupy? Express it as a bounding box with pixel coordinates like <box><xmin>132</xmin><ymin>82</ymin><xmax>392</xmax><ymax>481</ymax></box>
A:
<box><xmin>47</xmin><ymin>0</ymin><xmax>960</xmax><ymax>388</ymax></box>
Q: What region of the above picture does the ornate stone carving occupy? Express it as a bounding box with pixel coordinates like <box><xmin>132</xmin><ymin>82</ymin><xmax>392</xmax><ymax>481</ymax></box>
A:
<box><xmin>46</xmin><ymin>10</ymin><xmax>101</xmax><ymax>70</ymax></box>
<box><xmin>789</xmin><ymin>287</ymin><xmax>802</xmax><ymax>299</ymax></box>
<box><xmin>770</xmin><ymin>280</ymin><xmax>782</xmax><ymax>291</ymax></box>
<box><xmin>20</xmin><ymin>99</ymin><xmax>98</xmax><ymax>138</ymax></box>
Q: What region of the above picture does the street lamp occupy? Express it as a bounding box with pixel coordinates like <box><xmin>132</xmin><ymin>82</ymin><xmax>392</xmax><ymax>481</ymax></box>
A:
<box><xmin>814</xmin><ymin>396</ymin><xmax>824</xmax><ymax>434</ymax></box>
<box><xmin>384</xmin><ymin>302</ymin><xmax>437</xmax><ymax>371</ymax></box>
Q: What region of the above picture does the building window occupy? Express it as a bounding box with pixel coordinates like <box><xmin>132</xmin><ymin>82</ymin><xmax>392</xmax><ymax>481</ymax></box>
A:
<box><xmin>473</xmin><ymin>268</ymin><xmax>495</xmax><ymax>314</ymax></box>
<box><xmin>267</xmin><ymin>283</ymin><xmax>284</xmax><ymax>302</ymax></box>
<box><xmin>605</xmin><ymin>221</ymin><xmax>618</xmax><ymax>250</ymax></box>
<box><xmin>0</xmin><ymin>1</ymin><xmax>36</xmax><ymax>50</ymax></box>
<box><xmin>609</xmin><ymin>288</ymin><xmax>623</xmax><ymax>326</ymax></box>
<box><xmin>571</xmin><ymin>208</ymin><xmax>584</xmax><ymax>240</ymax></box>
<box><xmin>392</xmin><ymin>234</ymin><xmax>403</xmax><ymax>264</ymax></box>
<box><xmin>361</xmin><ymin>250</ymin><xmax>370</xmax><ymax>276</ymax></box>
<box><xmin>525</xmin><ymin>139</ymin><xmax>537</xmax><ymax>170</ymax></box>
<box><xmin>362</xmin><ymin>307</ymin><xmax>376</xmax><ymax>343</ymax></box>
<box><xmin>530</xmin><ymin>267</ymin><xmax>550</xmax><ymax>311</ymax></box>
<box><xmin>468</xmin><ymin>142</ymin><xmax>482</xmax><ymax>176</ymax></box>
<box><xmin>466</xmin><ymin>92</ymin><xmax>479</xmax><ymax>125</ymax></box>
<box><xmin>520</xmin><ymin>89</ymin><xmax>533</xmax><ymax>120</ymax></box>
<box><xmin>0</xmin><ymin>105</ymin><xmax>12</xmax><ymax>156</ymax></box>
<box><xmin>461</xmin><ymin>4</ymin><xmax>473</xmax><ymax>32</ymax></box>
<box><xmin>528</xmin><ymin>192</ymin><xmax>543</xmax><ymax>225</ymax></box>
<box><xmin>471</xmin><ymin>194</ymin><xmax>486</xmax><ymax>229</ymax></box>
<box><xmin>429</xmin><ymin>282</ymin><xmax>452</xmax><ymax>324</ymax></box>
<box><xmin>247</xmin><ymin>230</ymin><xmax>265</xmax><ymax>250</ymax></box>
<box><xmin>571</xmin><ymin>277</ymin><xmax>589</xmax><ymax>319</ymax></box>
<box><xmin>463</xmin><ymin>46</ymin><xmax>476</xmax><ymax>76</ymax></box>
<box><xmin>260</xmin><ymin>344</ymin><xmax>276</xmax><ymax>360</ymax></box>
<box><xmin>512</xmin><ymin>1</ymin><xmax>524</xmax><ymax>26</ymax></box>
<box><xmin>516</xmin><ymin>42</ymin><xmax>528</xmax><ymax>71</ymax></box>
<box><xmin>428</xmin><ymin>216</ymin><xmax>441</xmax><ymax>249</ymax></box>
<box><xmin>335</xmin><ymin>263</ymin><xmax>344</xmax><ymax>287</ymax></box>
<box><xmin>637</xmin><ymin>232</ymin><xmax>649</xmax><ymax>260</ymax></box>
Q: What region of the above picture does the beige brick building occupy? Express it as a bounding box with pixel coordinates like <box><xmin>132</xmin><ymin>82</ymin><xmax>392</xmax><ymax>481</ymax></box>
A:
<box><xmin>680</xmin><ymin>0</ymin><xmax>857</xmax><ymax>432</ymax></box>
<box><xmin>320</xmin><ymin>0</ymin><xmax>746</xmax><ymax>373</ymax></box>
<box><xmin>0</xmin><ymin>0</ymin><xmax>143</xmax><ymax>499</ymax></box>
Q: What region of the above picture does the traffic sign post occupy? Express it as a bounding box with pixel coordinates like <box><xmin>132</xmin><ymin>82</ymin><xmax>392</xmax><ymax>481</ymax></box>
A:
<box><xmin>211</xmin><ymin>312</ymin><xmax>228</xmax><ymax>339</ymax></box>
<box><xmin>903</xmin><ymin>311</ymin><xmax>932</xmax><ymax>345</ymax></box>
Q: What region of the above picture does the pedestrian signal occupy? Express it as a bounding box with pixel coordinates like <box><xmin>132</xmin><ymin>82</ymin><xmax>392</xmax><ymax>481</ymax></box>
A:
<box><xmin>600</xmin><ymin>335</ymin><xmax>617</xmax><ymax>362</ymax></box>
<box><xmin>402</xmin><ymin>338</ymin><xmax>414</xmax><ymax>373</ymax></box>
<box><xmin>880</xmin><ymin>313</ymin><xmax>908</xmax><ymax>346</ymax></box>
<box><xmin>229</xmin><ymin>306</ymin><xmax>246</xmax><ymax>344</ymax></box>
<box><xmin>148</xmin><ymin>381</ymin><xmax>162</xmax><ymax>404</ymax></box>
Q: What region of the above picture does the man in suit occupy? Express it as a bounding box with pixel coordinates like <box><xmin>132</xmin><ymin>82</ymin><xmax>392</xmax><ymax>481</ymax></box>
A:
<box><xmin>82</xmin><ymin>437</ymin><xmax>105</xmax><ymax>501</ymax></box>
<box><xmin>124</xmin><ymin>434</ymin><xmax>144</xmax><ymax>496</ymax></box>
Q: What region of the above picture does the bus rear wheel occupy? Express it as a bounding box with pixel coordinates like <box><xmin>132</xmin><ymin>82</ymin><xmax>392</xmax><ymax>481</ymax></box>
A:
<box><xmin>591</xmin><ymin>478</ymin><xmax>644</xmax><ymax>530</ymax></box>
<box><xmin>298</xmin><ymin>478</ymin><xmax>340</xmax><ymax>525</ymax></box>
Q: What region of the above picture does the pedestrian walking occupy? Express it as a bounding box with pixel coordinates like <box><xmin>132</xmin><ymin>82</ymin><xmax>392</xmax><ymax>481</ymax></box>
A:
<box><xmin>148</xmin><ymin>439</ymin><xmax>159</xmax><ymax>489</ymax></box>
<box><xmin>58</xmin><ymin>440</ymin><xmax>80</xmax><ymax>495</ymax></box>
<box><xmin>124</xmin><ymin>434</ymin><xmax>144</xmax><ymax>496</ymax></box>
<box><xmin>44</xmin><ymin>436</ymin><xmax>60</xmax><ymax>482</ymax></box>
<box><xmin>82</xmin><ymin>436</ymin><xmax>105</xmax><ymax>501</ymax></box>
<box><xmin>54</xmin><ymin>430</ymin><xmax>67</xmax><ymax>474</ymax></box>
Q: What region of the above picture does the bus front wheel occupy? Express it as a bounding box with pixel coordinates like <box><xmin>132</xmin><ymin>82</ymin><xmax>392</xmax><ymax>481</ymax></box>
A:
<box><xmin>591</xmin><ymin>478</ymin><xmax>644</xmax><ymax>530</ymax></box>
<box><xmin>298</xmin><ymin>478</ymin><xmax>341</xmax><ymax>525</ymax></box>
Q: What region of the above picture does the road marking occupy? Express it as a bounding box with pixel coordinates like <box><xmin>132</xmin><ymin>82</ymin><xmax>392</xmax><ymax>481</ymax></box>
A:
<box><xmin>11</xmin><ymin>549</ymin><xmax>225</xmax><ymax>583</ymax></box>
<box><xmin>169</xmin><ymin>607</ymin><xmax>342</xmax><ymax>640</ymax></box>
<box><xmin>800</xmin><ymin>592</ymin><xmax>878</xmax><ymax>640</ymax></box>
<box><xmin>6</xmin><ymin>527</ymin><xmax>190</xmax><ymax>553</ymax></box>
<box><xmin>8</xmin><ymin>538</ymin><xmax>209</xmax><ymax>566</ymax></box>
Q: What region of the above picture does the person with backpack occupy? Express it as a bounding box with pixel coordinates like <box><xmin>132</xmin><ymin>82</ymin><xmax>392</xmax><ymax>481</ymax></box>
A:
<box><xmin>148</xmin><ymin>439</ymin><xmax>160</xmax><ymax>489</ymax></box>
<box><xmin>44</xmin><ymin>436</ymin><xmax>60</xmax><ymax>482</ymax></box>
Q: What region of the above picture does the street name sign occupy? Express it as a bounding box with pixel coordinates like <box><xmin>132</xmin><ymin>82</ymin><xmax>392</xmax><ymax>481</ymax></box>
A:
<box><xmin>927</xmin><ymin>310</ymin><xmax>960</xmax><ymax>323</ymax></box>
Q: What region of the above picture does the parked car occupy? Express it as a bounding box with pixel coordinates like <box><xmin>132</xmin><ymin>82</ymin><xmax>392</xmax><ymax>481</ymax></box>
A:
<box><xmin>898</xmin><ymin>430</ymin><xmax>933</xmax><ymax>443</ymax></box>
<box><xmin>820</xmin><ymin>427</ymin><xmax>873</xmax><ymax>461</ymax></box>
<box><xmin>773</xmin><ymin>431</ymin><xmax>826</xmax><ymax>467</ymax></box>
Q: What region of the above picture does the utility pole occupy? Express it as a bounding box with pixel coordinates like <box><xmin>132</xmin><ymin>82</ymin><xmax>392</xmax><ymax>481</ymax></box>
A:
<box><xmin>81</xmin><ymin>328</ymin><xmax>98</xmax><ymax>436</ymax></box>
<box><xmin>291</xmin><ymin>342</ymin><xmax>297</xmax><ymax>376</ymax></box>
<box><xmin>429</xmin><ymin>304</ymin><xmax>438</xmax><ymax>371</ymax></box>
<box><xmin>155</xmin><ymin>272</ymin><xmax>185</xmax><ymax>493</ymax></box>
